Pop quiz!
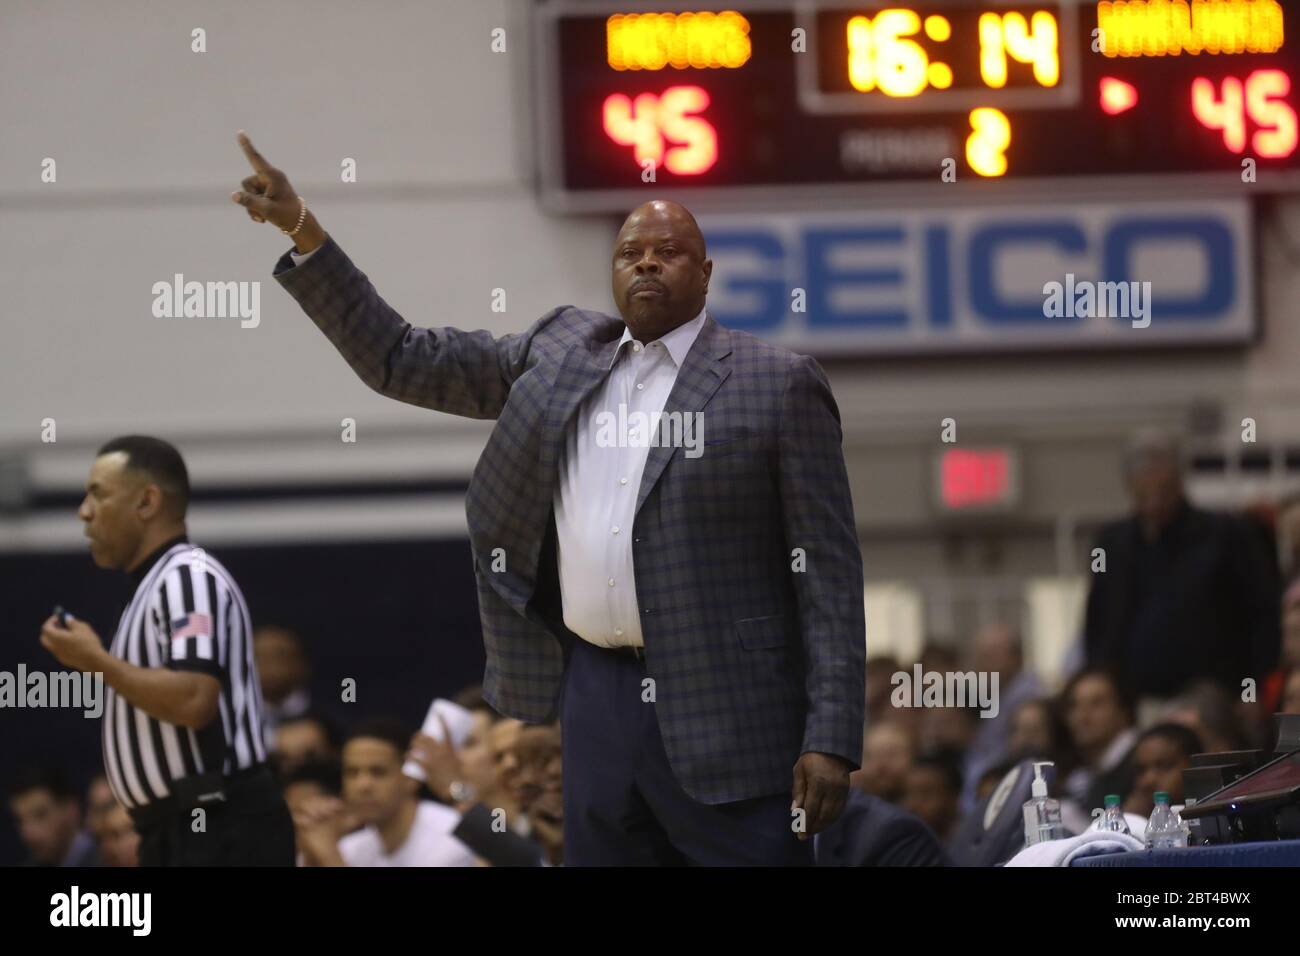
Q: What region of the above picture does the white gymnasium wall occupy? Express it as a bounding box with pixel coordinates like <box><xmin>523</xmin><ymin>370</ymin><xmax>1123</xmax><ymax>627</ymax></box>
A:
<box><xmin>1</xmin><ymin>0</ymin><xmax>611</xmax><ymax>448</ymax></box>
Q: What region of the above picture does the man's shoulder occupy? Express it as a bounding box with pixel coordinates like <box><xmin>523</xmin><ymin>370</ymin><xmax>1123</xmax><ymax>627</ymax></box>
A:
<box><xmin>337</xmin><ymin>826</ymin><xmax>381</xmax><ymax>865</ymax></box>
<box><xmin>703</xmin><ymin>320</ymin><xmax>822</xmax><ymax>388</ymax></box>
<box><xmin>153</xmin><ymin>543</ymin><xmax>241</xmax><ymax>589</ymax></box>
<box><xmin>408</xmin><ymin>801</ymin><xmax>478</xmax><ymax>865</ymax></box>
<box><xmin>530</xmin><ymin>305</ymin><xmax>623</xmax><ymax>348</ymax></box>
<box><xmin>415</xmin><ymin>799</ymin><xmax>462</xmax><ymax>830</ymax></box>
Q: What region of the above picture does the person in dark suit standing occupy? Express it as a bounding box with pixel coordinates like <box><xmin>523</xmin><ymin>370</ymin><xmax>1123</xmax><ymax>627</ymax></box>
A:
<box><xmin>231</xmin><ymin>133</ymin><xmax>865</xmax><ymax>865</ymax></box>
<box><xmin>1084</xmin><ymin>429</ymin><xmax>1280</xmax><ymax>704</ymax></box>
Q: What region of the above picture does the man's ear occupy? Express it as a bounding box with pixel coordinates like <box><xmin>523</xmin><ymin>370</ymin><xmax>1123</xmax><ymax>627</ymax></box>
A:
<box><xmin>702</xmin><ymin>257</ymin><xmax>712</xmax><ymax>295</ymax></box>
<box><xmin>136</xmin><ymin>483</ymin><xmax>165</xmax><ymax>521</ymax></box>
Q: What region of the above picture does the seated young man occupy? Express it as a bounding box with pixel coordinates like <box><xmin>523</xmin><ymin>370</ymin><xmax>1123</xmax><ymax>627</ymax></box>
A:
<box><xmin>295</xmin><ymin>718</ymin><xmax>477</xmax><ymax>867</ymax></box>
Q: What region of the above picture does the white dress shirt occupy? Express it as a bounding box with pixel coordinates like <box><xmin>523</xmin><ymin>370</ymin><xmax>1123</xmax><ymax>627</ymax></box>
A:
<box><xmin>553</xmin><ymin>308</ymin><xmax>706</xmax><ymax>648</ymax></box>
<box><xmin>287</xmin><ymin>245</ymin><xmax>706</xmax><ymax>649</ymax></box>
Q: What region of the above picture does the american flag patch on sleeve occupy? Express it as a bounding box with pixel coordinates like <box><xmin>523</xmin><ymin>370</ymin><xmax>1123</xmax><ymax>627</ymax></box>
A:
<box><xmin>171</xmin><ymin>613</ymin><xmax>212</xmax><ymax>640</ymax></box>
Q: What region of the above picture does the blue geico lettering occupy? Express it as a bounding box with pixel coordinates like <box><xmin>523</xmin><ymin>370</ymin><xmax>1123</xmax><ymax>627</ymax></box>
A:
<box><xmin>706</xmin><ymin>216</ymin><xmax>1236</xmax><ymax>332</ymax></box>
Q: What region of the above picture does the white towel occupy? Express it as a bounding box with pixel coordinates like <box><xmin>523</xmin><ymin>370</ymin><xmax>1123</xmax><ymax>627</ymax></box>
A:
<box><xmin>1005</xmin><ymin>829</ymin><xmax>1146</xmax><ymax>867</ymax></box>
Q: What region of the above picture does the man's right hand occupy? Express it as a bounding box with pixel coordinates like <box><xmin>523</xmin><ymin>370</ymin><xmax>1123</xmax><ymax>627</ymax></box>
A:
<box><xmin>230</xmin><ymin>130</ymin><xmax>326</xmax><ymax>254</ymax></box>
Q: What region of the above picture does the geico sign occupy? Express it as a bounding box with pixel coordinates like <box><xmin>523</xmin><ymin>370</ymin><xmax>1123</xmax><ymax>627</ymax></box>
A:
<box><xmin>700</xmin><ymin>203</ymin><xmax>1253</xmax><ymax>354</ymax></box>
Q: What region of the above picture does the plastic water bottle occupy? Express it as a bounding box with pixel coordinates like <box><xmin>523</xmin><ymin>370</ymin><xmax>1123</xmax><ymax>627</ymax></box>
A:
<box><xmin>1099</xmin><ymin>793</ymin><xmax>1131</xmax><ymax>834</ymax></box>
<box><xmin>1145</xmin><ymin>791</ymin><xmax>1188</xmax><ymax>849</ymax></box>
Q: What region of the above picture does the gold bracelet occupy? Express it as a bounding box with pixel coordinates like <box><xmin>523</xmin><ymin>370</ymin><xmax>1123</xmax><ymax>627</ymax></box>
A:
<box><xmin>281</xmin><ymin>196</ymin><xmax>308</xmax><ymax>237</ymax></box>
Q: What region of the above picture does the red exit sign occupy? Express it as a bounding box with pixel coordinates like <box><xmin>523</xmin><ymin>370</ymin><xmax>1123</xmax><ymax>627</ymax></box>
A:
<box><xmin>935</xmin><ymin>447</ymin><xmax>1020</xmax><ymax>512</ymax></box>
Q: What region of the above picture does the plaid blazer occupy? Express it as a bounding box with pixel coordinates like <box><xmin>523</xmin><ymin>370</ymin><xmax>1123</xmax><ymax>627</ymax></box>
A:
<box><xmin>274</xmin><ymin>236</ymin><xmax>865</xmax><ymax>804</ymax></box>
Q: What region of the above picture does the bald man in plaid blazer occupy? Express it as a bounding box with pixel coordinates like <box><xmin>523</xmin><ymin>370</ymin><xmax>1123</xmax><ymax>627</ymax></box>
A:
<box><xmin>247</xmin><ymin>148</ymin><xmax>865</xmax><ymax>864</ymax></box>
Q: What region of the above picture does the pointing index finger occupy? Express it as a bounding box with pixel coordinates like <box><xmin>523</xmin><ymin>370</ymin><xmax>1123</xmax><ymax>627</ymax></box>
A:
<box><xmin>237</xmin><ymin>130</ymin><xmax>272</xmax><ymax>174</ymax></box>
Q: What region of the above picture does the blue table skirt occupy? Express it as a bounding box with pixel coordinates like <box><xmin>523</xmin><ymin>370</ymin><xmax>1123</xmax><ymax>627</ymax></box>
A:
<box><xmin>1072</xmin><ymin>839</ymin><xmax>1300</xmax><ymax>866</ymax></box>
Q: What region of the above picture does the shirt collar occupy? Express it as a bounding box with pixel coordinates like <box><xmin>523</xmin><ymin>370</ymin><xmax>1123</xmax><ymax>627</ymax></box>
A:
<box><xmin>610</xmin><ymin>307</ymin><xmax>707</xmax><ymax>371</ymax></box>
<box><xmin>128</xmin><ymin>533</ymin><xmax>189</xmax><ymax>587</ymax></box>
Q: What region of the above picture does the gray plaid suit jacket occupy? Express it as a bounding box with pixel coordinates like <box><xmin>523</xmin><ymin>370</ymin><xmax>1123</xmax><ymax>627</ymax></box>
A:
<box><xmin>274</xmin><ymin>236</ymin><xmax>865</xmax><ymax>804</ymax></box>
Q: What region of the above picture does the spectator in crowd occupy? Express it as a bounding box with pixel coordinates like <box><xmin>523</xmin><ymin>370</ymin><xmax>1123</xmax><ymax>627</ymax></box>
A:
<box><xmin>490</xmin><ymin>718</ymin><xmax>525</xmax><ymax>798</ymax></box>
<box><xmin>281</xmin><ymin>759</ymin><xmax>341</xmax><ymax>868</ymax></box>
<box><xmin>1161</xmin><ymin>680</ymin><xmax>1248</xmax><ymax>754</ymax></box>
<box><xmin>1280</xmin><ymin>668</ymin><xmax>1300</xmax><ymax>715</ymax></box>
<box><xmin>405</xmin><ymin>702</ymin><xmax>547</xmax><ymax>867</ymax></box>
<box><xmin>919</xmin><ymin>642</ymin><xmax>960</xmax><ymax>679</ymax></box>
<box><xmin>918</xmin><ymin>700</ymin><xmax>982</xmax><ymax>807</ymax></box>
<box><xmin>815</xmin><ymin>789</ymin><xmax>950</xmax><ymax>867</ymax></box>
<box><xmin>84</xmin><ymin>774</ymin><xmax>117</xmax><ymax>845</ymax></box>
<box><xmin>1274</xmin><ymin>492</ymin><xmax>1300</xmax><ymax>581</ymax></box>
<box><xmin>854</xmin><ymin>721</ymin><xmax>916</xmax><ymax>803</ymax></box>
<box><xmin>901</xmin><ymin>750</ymin><xmax>963</xmax><ymax>844</ymax></box>
<box><xmin>1260</xmin><ymin>577</ymin><xmax>1300</xmax><ymax>720</ymax></box>
<box><xmin>281</xmin><ymin>758</ymin><xmax>342</xmax><ymax>819</ymax></box>
<box><xmin>919</xmin><ymin>704</ymin><xmax>979</xmax><ymax>755</ymax></box>
<box><xmin>1123</xmin><ymin>723</ymin><xmax>1204</xmax><ymax>816</ymax></box>
<box><xmin>865</xmin><ymin>654</ymin><xmax>900</xmax><ymax>727</ymax></box>
<box><xmin>963</xmin><ymin>623</ymin><xmax>1042</xmax><ymax>797</ymax></box>
<box><xmin>510</xmin><ymin>724</ymin><xmax>563</xmax><ymax>865</ymax></box>
<box><xmin>1061</xmin><ymin>669</ymin><xmax>1139</xmax><ymax>816</ymax></box>
<box><xmin>408</xmin><ymin>701</ymin><xmax>524</xmax><ymax>833</ymax></box>
<box><xmin>7</xmin><ymin>767</ymin><xmax>99</xmax><ymax>867</ymax></box>
<box><xmin>1084</xmin><ymin>429</ymin><xmax>1281</xmax><ymax>706</ymax></box>
<box><xmin>294</xmin><ymin>718</ymin><xmax>477</xmax><ymax>867</ymax></box>
<box><xmin>271</xmin><ymin>711</ymin><xmax>343</xmax><ymax>778</ymax></box>
<box><xmin>1280</xmin><ymin>577</ymin><xmax>1300</xmax><ymax>673</ymax></box>
<box><xmin>1007</xmin><ymin>698</ymin><xmax>1079</xmax><ymax>778</ymax></box>
<box><xmin>254</xmin><ymin>624</ymin><xmax>313</xmax><ymax>733</ymax></box>
<box><xmin>96</xmin><ymin>802</ymin><xmax>140</xmax><ymax>868</ymax></box>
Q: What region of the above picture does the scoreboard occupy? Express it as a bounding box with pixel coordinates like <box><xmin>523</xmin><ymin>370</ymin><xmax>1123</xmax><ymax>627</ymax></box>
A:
<box><xmin>532</xmin><ymin>0</ymin><xmax>1300</xmax><ymax>210</ymax></box>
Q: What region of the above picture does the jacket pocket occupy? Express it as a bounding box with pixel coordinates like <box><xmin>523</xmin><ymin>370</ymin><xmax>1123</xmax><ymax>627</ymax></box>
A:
<box><xmin>734</xmin><ymin>613</ymin><xmax>790</xmax><ymax>650</ymax></box>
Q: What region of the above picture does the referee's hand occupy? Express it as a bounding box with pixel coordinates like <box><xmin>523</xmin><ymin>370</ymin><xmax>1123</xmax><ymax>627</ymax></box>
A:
<box><xmin>229</xmin><ymin>131</ymin><xmax>326</xmax><ymax>253</ymax></box>
<box><xmin>39</xmin><ymin>615</ymin><xmax>107</xmax><ymax>673</ymax></box>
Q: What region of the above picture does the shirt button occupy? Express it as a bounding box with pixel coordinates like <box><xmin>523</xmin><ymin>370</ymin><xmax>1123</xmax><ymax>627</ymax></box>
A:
<box><xmin>608</xmin><ymin>578</ymin><xmax>616</xmax><ymax>587</ymax></box>
<box><xmin>636</xmin><ymin>383</ymin><xmax>645</xmax><ymax>391</ymax></box>
<box><xmin>620</xmin><ymin>477</ymin><xmax>629</xmax><ymax>485</ymax></box>
<box><xmin>614</xmin><ymin>628</ymin><xmax>624</xmax><ymax>637</ymax></box>
<box><xmin>611</xmin><ymin>526</ymin><xmax>620</xmax><ymax>535</ymax></box>
<box><xmin>632</xmin><ymin>343</ymin><xmax>642</xmax><ymax>352</ymax></box>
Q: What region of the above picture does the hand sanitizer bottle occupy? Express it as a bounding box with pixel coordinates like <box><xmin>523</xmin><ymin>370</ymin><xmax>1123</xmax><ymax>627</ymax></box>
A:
<box><xmin>1023</xmin><ymin>761</ymin><xmax>1066</xmax><ymax>847</ymax></box>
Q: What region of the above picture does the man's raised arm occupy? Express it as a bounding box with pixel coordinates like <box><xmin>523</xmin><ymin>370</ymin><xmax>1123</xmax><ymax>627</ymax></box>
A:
<box><xmin>230</xmin><ymin>131</ymin><xmax>555</xmax><ymax>420</ymax></box>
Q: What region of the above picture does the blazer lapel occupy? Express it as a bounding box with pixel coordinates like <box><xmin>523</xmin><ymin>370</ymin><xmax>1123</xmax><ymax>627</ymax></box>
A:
<box><xmin>634</xmin><ymin>315</ymin><xmax>733</xmax><ymax>517</ymax></box>
<box><xmin>537</xmin><ymin>337</ymin><xmax>622</xmax><ymax>505</ymax></box>
<box><xmin>535</xmin><ymin>314</ymin><xmax>733</xmax><ymax>526</ymax></box>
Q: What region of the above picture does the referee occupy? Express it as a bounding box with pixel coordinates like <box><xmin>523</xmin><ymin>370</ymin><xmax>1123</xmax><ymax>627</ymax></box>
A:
<box><xmin>39</xmin><ymin>435</ymin><xmax>294</xmax><ymax>866</ymax></box>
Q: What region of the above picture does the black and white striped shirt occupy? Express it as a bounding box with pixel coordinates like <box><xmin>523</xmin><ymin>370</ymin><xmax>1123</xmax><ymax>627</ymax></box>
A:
<box><xmin>102</xmin><ymin>536</ymin><xmax>269</xmax><ymax>809</ymax></box>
